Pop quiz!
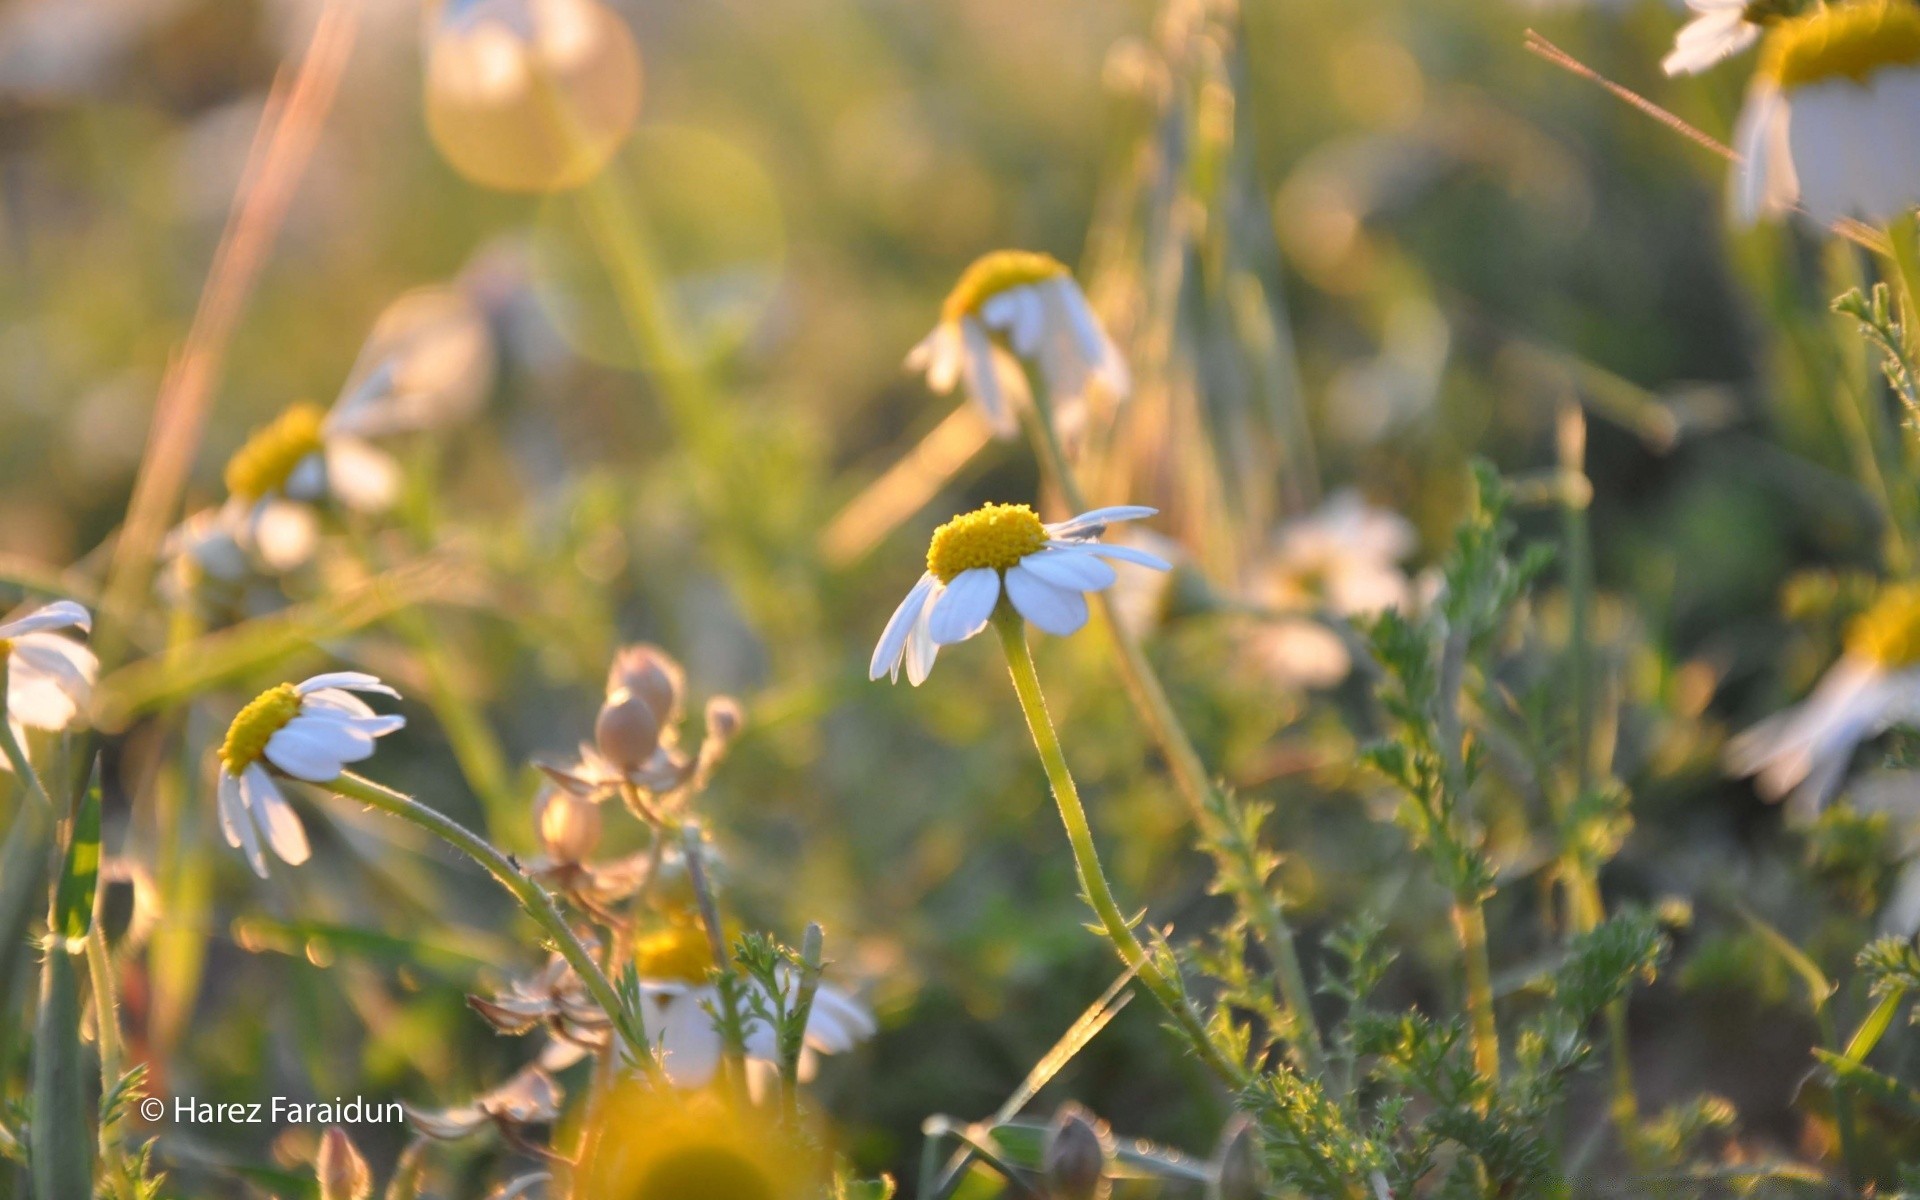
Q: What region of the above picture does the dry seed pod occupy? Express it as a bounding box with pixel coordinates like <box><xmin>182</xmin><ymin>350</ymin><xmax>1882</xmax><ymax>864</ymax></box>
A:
<box><xmin>594</xmin><ymin>688</ymin><xmax>663</xmax><ymax>773</ymax></box>
<box><xmin>1043</xmin><ymin>1103</ymin><xmax>1112</xmax><ymax>1200</ymax></box>
<box><xmin>607</xmin><ymin>644</ymin><xmax>683</xmax><ymax>723</ymax></box>
<box><xmin>536</xmin><ymin>785</ymin><xmax>603</xmax><ymax>863</ymax></box>
<box><xmin>316</xmin><ymin>1127</ymin><xmax>372</xmax><ymax>1200</ymax></box>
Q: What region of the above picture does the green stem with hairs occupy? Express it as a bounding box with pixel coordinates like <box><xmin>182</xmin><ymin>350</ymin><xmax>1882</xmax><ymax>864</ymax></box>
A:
<box><xmin>320</xmin><ymin>770</ymin><xmax>656</xmax><ymax>1076</ymax></box>
<box><xmin>1020</xmin><ymin>381</ymin><xmax>1326</xmax><ymax>1079</ymax></box>
<box><xmin>992</xmin><ymin>613</ymin><xmax>1247</xmax><ymax>1090</ymax></box>
<box><xmin>680</xmin><ymin>821</ymin><xmax>750</xmax><ymax>1099</ymax></box>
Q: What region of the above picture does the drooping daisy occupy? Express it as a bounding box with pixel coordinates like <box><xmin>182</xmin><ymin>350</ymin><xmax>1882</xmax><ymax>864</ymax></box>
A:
<box><xmin>1732</xmin><ymin>1</ymin><xmax>1920</xmax><ymax>225</ymax></box>
<box><xmin>217</xmin><ymin>673</ymin><xmax>406</xmax><ymax>877</ymax></box>
<box><xmin>1728</xmin><ymin>582</ymin><xmax>1920</xmax><ymax>817</ymax></box>
<box><xmin>870</xmin><ymin>503</ymin><xmax>1171</xmax><ymax>686</ymax></box>
<box><xmin>0</xmin><ymin>600</ymin><xmax>95</xmax><ymax>742</ymax></box>
<box><xmin>1246</xmin><ymin>491</ymin><xmax>1415</xmax><ymax>689</ymax></box>
<box><xmin>1663</xmin><ymin>0</ymin><xmax>1766</xmax><ymax>76</ymax></box>
<box><xmin>908</xmin><ymin>251</ymin><xmax>1129</xmax><ymax>439</ymax></box>
<box><xmin>632</xmin><ymin>916</ymin><xmax>875</xmax><ymax>1088</ymax></box>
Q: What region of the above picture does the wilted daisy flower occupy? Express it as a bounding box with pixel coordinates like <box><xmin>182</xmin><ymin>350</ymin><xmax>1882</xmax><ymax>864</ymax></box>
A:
<box><xmin>1246</xmin><ymin>491</ymin><xmax>1414</xmax><ymax>689</ymax></box>
<box><xmin>908</xmin><ymin>251</ymin><xmax>1129</xmax><ymax>439</ymax></box>
<box><xmin>1732</xmin><ymin>1</ymin><xmax>1920</xmax><ymax>225</ymax></box>
<box><xmin>0</xmin><ymin>600</ymin><xmax>95</xmax><ymax>739</ymax></box>
<box><xmin>1663</xmin><ymin>0</ymin><xmax>1767</xmax><ymax>76</ymax></box>
<box><xmin>217</xmin><ymin>673</ymin><xmax>406</xmax><ymax>877</ymax></box>
<box><xmin>633</xmin><ymin>914</ymin><xmax>874</xmax><ymax>1088</ymax></box>
<box><xmin>871</xmin><ymin>503</ymin><xmax>1170</xmax><ymax>685</ymax></box>
<box><xmin>1728</xmin><ymin>582</ymin><xmax>1920</xmax><ymax>816</ymax></box>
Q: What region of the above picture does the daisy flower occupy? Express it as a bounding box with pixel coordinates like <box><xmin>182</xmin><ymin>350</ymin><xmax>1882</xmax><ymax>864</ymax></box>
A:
<box><xmin>632</xmin><ymin>916</ymin><xmax>875</xmax><ymax>1088</ymax></box>
<box><xmin>216</xmin><ymin>673</ymin><xmax>406</xmax><ymax>877</ymax></box>
<box><xmin>0</xmin><ymin>600</ymin><xmax>95</xmax><ymax>735</ymax></box>
<box><xmin>1662</xmin><ymin>0</ymin><xmax>1765</xmax><ymax>77</ymax></box>
<box><xmin>1246</xmin><ymin>491</ymin><xmax>1415</xmax><ymax>689</ymax></box>
<box><xmin>908</xmin><ymin>251</ymin><xmax>1129</xmax><ymax>439</ymax></box>
<box><xmin>1728</xmin><ymin>582</ymin><xmax>1920</xmax><ymax>817</ymax></box>
<box><xmin>1732</xmin><ymin>1</ymin><xmax>1920</xmax><ymax>225</ymax></box>
<box><xmin>870</xmin><ymin>503</ymin><xmax>1171</xmax><ymax>686</ymax></box>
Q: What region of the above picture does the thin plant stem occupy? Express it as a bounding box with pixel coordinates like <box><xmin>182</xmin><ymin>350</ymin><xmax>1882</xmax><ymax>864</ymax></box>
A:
<box><xmin>1557</xmin><ymin>406</ymin><xmax>1637</xmax><ymax>1136</ymax></box>
<box><xmin>319</xmin><ymin>770</ymin><xmax>657</xmax><ymax>1077</ymax></box>
<box><xmin>992</xmin><ymin>613</ymin><xmax>1248</xmax><ymax>1090</ymax></box>
<box><xmin>780</xmin><ymin>923</ymin><xmax>825</xmax><ymax>1127</ymax></box>
<box><xmin>1817</xmin><ymin>1003</ymin><xmax>1863</xmax><ymax>1190</ymax></box>
<box><xmin>1451</xmin><ymin>898</ymin><xmax>1501</xmax><ymax>1086</ymax></box>
<box><xmin>680</xmin><ymin>821</ymin><xmax>750</xmax><ymax>1098</ymax></box>
<box><xmin>1020</xmin><ymin>379</ymin><xmax>1326</xmax><ymax>1079</ymax></box>
<box><xmin>86</xmin><ymin>922</ymin><xmax>123</xmax><ymax>1138</ymax></box>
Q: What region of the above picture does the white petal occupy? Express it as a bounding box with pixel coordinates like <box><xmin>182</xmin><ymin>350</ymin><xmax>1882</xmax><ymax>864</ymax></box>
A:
<box><xmin>905</xmin><ymin>597</ymin><xmax>940</xmax><ymax>686</ymax></box>
<box><xmin>264</xmin><ymin>724</ymin><xmax>350</xmax><ymax>782</ymax></box>
<box><xmin>959</xmin><ymin>317</ymin><xmax>1016</xmax><ymax>437</ymax></box>
<box><xmin>297</xmin><ymin>672</ymin><xmax>400</xmax><ymax>698</ymax></box>
<box><xmin>906</xmin><ymin>324</ymin><xmax>963</xmax><ymax>394</ymax></box>
<box><xmin>299</xmin><ymin>688</ymin><xmax>377</xmax><ymax>718</ymax></box>
<box><xmin>217</xmin><ymin>771</ymin><xmax>249</xmax><ymax>851</ymax></box>
<box><xmin>1045</xmin><ymin>506</ymin><xmax>1158</xmax><ymax>538</ymax></box>
<box><xmin>6</xmin><ymin>633</ymin><xmax>95</xmax><ymax>730</ymax></box>
<box><xmin>244</xmin><ymin>763</ymin><xmax>310</xmax><ymax>866</ymax></box>
<box><xmin>1079</xmin><ymin>542</ymin><xmax>1174</xmax><ymax>572</ymax></box>
<box><xmin>224</xmin><ymin>769</ymin><xmax>269</xmax><ymax>877</ymax></box>
<box><xmin>871</xmin><ymin>574</ymin><xmax>936</xmax><ymax>682</ymax></box>
<box><xmin>1731</xmin><ymin>82</ymin><xmax>1795</xmax><ymax>225</ymax></box>
<box><xmin>1018</xmin><ymin>546</ymin><xmax>1116</xmax><ymax>592</ymax></box>
<box><xmin>805</xmin><ymin>985</ymin><xmax>875</xmax><ymax>1050</ymax></box>
<box><xmin>282</xmin><ymin>453</ymin><xmax>328</xmax><ymax>502</ymax></box>
<box><xmin>249</xmin><ymin>500</ymin><xmax>319</xmax><ymax>572</ymax></box>
<box><xmin>282</xmin><ymin>712</ymin><xmax>378</xmax><ymax>759</ymax></box>
<box><xmin>657</xmin><ymin>991</ymin><xmax>724</xmax><ymax>1088</ymax></box>
<box><xmin>0</xmin><ymin>600</ymin><xmax>90</xmax><ymax>639</ymax></box>
<box><xmin>324</xmin><ymin>438</ymin><xmax>402</xmax><ymax>514</ymax></box>
<box><xmin>927</xmin><ymin>568</ymin><xmax>1001</xmax><ymax>645</ymax></box>
<box><xmin>1004</xmin><ymin>565</ymin><xmax>1091</xmax><ymax>636</ymax></box>
<box><xmin>1662</xmin><ymin>9</ymin><xmax>1757</xmax><ymax>76</ymax></box>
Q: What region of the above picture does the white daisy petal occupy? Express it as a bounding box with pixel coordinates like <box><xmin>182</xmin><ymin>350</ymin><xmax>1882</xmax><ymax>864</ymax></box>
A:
<box><xmin>243</xmin><ymin>763</ymin><xmax>310</xmax><ymax>867</ymax></box>
<box><xmin>0</xmin><ymin>600</ymin><xmax>91</xmax><ymax>639</ymax></box>
<box><xmin>263</xmin><ymin>724</ymin><xmax>350</xmax><ymax>782</ymax></box>
<box><xmin>657</xmin><ymin>991</ymin><xmax>725</xmax><ymax>1088</ymax></box>
<box><xmin>224</xmin><ymin>769</ymin><xmax>269</xmax><ymax>877</ymax></box>
<box><xmin>905</xmin><ymin>599</ymin><xmax>940</xmax><ymax>686</ymax></box>
<box><xmin>1018</xmin><ymin>546</ymin><xmax>1117</xmax><ymax>592</ymax></box>
<box><xmin>217</xmin><ymin>770</ymin><xmax>249</xmax><ymax>852</ymax></box>
<box><xmin>1045</xmin><ymin>506</ymin><xmax>1158</xmax><ymax>538</ymax></box>
<box><xmin>324</xmin><ymin>438</ymin><xmax>402</xmax><ymax>514</ymax></box>
<box><xmin>282</xmin><ymin>453</ymin><xmax>328</xmax><ymax>502</ymax></box>
<box><xmin>1082</xmin><ymin>542</ymin><xmax>1174</xmax><ymax>572</ymax></box>
<box><xmin>300</xmin><ymin>688</ymin><xmax>378</xmax><ymax>718</ymax></box>
<box><xmin>927</xmin><ymin>567</ymin><xmax>1001</xmax><ymax>645</ymax></box>
<box><xmin>297</xmin><ymin>672</ymin><xmax>401</xmax><ymax>698</ymax></box>
<box><xmin>1005</xmin><ymin>565</ymin><xmax>1091</xmax><ymax>636</ymax></box>
<box><xmin>280</xmin><ymin>713</ymin><xmax>378</xmax><ymax>761</ymax></box>
<box><xmin>959</xmin><ymin>317</ymin><xmax>1015</xmax><ymax>436</ymax></box>
<box><xmin>872</xmin><ymin>574</ymin><xmax>937</xmax><ymax>682</ymax></box>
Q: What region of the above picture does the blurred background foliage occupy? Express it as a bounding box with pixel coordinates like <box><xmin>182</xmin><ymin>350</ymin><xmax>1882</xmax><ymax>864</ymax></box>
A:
<box><xmin>0</xmin><ymin>0</ymin><xmax>1909</xmax><ymax>1190</ymax></box>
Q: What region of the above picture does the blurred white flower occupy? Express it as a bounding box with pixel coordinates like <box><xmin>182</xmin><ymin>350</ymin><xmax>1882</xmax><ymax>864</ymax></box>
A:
<box><xmin>1246</xmin><ymin>491</ymin><xmax>1414</xmax><ymax>689</ymax></box>
<box><xmin>871</xmin><ymin>503</ymin><xmax>1169</xmax><ymax>686</ymax></box>
<box><xmin>1732</xmin><ymin>2</ymin><xmax>1920</xmax><ymax>225</ymax></box>
<box><xmin>410</xmin><ymin>1062</ymin><xmax>564</xmax><ymax>1141</ymax></box>
<box><xmin>1728</xmin><ymin>583</ymin><xmax>1920</xmax><ymax>817</ymax></box>
<box><xmin>329</xmin><ymin>286</ymin><xmax>496</xmax><ymax>439</ymax></box>
<box><xmin>909</xmin><ymin>251</ymin><xmax>1128</xmax><ymax>440</ymax></box>
<box><xmin>217</xmin><ymin>673</ymin><xmax>406</xmax><ymax>877</ymax></box>
<box><xmin>632</xmin><ymin>918</ymin><xmax>874</xmax><ymax>1088</ymax></box>
<box><xmin>0</xmin><ymin>601</ymin><xmax>95</xmax><ymax>753</ymax></box>
<box><xmin>1663</xmin><ymin>0</ymin><xmax>1763</xmax><ymax>76</ymax></box>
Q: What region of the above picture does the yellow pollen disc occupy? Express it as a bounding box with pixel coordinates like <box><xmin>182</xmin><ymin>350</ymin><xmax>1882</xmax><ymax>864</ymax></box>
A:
<box><xmin>941</xmin><ymin>250</ymin><xmax>1070</xmax><ymax>323</ymax></box>
<box><xmin>1845</xmin><ymin>581</ymin><xmax>1920</xmax><ymax>668</ymax></box>
<box><xmin>633</xmin><ymin>913</ymin><xmax>740</xmax><ymax>985</ymax></box>
<box><xmin>926</xmin><ymin>503</ymin><xmax>1049</xmax><ymax>583</ymax></box>
<box><xmin>1759</xmin><ymin>1</ymin><xmax>1920</xmax><ymax>90</ymax></box>
<box><xmin>224</xmin><ymin>403</ymin><xmax>327</xmax><ymax>503</ymax></box>
<box><xmin>220</xmin><ymin>683</ymin><xmax>302</xmax><ymax>774</ymax></box>
<box><xmin>0</xmin><ymin>638</ymin><xmax>12</xmax><ymax>659</ymax></box>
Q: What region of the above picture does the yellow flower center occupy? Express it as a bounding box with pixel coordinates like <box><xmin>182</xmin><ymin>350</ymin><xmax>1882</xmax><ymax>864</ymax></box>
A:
<box><xmin>220</xmin><ymin>684</ymin><xmax>302</xmax><ymax>774</ymax></box>
<box><xmin>627</xmin><ymin>1145</ymin><xmax>778</xmax><ymax>1200</ymax></box>
<box><xmin>941</xmin><ymin>250</ymin><xmax>1070</xmax><ymax>323</ymax></box>
<box><xmin>1759</xmin><ymin>1</ymin><xmax>1920</xmax><ymax>90</ymax></box>
<box><xmin>224</xmin><ymin>403</ymin><xmax>327</xmax><ymax>503</ymax></box>
<box><xmin>0</xmin><ymin>637</ymin><xmax>12</xmax><ymax>659</ymax></box>
<box><xmin>633</xmin><ymin>914</ymin><xmax>740</xmax><ymax>985</ymax></box>
<box><xmin>926</xmin><ymin>503</ymin><xmax>1049</xmax><ymax>583</ymax></box>
<box><xmin>1845</xmin><ymin>582</ymin><xmax>1920</xmax><ymax>668</ymax></box>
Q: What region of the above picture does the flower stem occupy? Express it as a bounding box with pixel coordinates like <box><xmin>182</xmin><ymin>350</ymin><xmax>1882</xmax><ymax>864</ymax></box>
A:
<box><xmin>992</xmin><ymin>613</ymin><xmax>1247</xmax><ymax>1089</ymax></box>
<box><xmin>680</xmin><ymin>820</ymin><xmax>750</xmax><ymax>1099</ymax></box>
<box><xmin>320</xmin><ymin>771</ymin><xmax>656</xmax><ymax>1076</ymax></box>
<box><xmin>1021</xmin><ymin>382</ymin><xmax>1326</xmax><ymax>1078</ymax></box>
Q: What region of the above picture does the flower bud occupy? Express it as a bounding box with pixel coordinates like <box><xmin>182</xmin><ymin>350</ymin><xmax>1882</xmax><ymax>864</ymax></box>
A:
<box><xmin>1207</xmin><ymin>1116</ymin><xmax>1263</xmax><ymax>1200</ymax></box>
<box><xmin>1043</xmin><ymin>1103</ymin><xmax>1111</xmax><ymax>1200</ymax></box>
<box><xmin>704</xmin><ymin>695</ymin><xmax>744</xmax><ymax>746</ymax></box>
<box><xmin>595</xmin><ymin>688</ymin><xmax>663</xmax><ymax>773</ymax></box>
<box><xmin>536</xmin><ymin>786</ymin><xmax>602</xmax><ymax>863</ymax></box>
<box><xmin>608</xmin><ymin>644</ymin><xmax>683</xmax><ymax>724</ymax></box>
<box><xmin>316</xmin><ymin>1127</ymin><xmax>372</xmax><ymax>1200</ymax></box>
